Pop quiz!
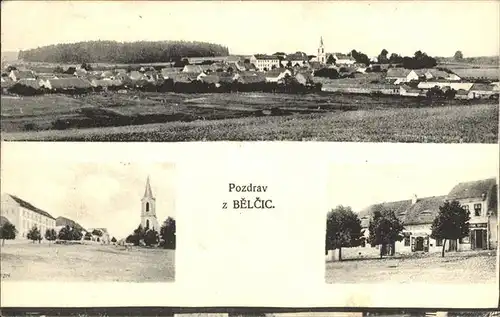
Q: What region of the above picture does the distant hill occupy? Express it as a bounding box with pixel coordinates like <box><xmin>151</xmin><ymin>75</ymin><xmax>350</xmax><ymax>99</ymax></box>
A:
<box><xmin>1</xmin><ymin>51</ymin><xmax>19</xmax><ymax>62</ymax></box>
<box><xmin>18</xmin><ymin>40</ymin><xmax>230</xmax><ymax>64</ymax></box>
<box><xmin>56</xmin><ymin>216</ymin><xmax>85</xmax><ymax>232</ymax></box>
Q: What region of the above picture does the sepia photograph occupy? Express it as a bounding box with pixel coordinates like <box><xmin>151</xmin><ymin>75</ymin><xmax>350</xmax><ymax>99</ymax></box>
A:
<box><xmin>0</xmin><ymin>1</ymin><xmax>498</xmax><ymax>143</ymax></box>
<box><xmin>0</xmin><ymin>158</ymin><xmax>176</xmax><ymax>282</ymax></box>
<box><xmin>325</xmin><ymin>148</ymin><xmax>498</xmax><ymax>284</ymax></box>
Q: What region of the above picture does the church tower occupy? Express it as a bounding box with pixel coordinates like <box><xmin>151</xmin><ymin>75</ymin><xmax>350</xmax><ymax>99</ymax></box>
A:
<box><xmin>141</xmin><ymin>176</ymin><xmax>160</xmax><ymax>231</ymax></box>
<box><xmin>317</xmin><ymin>36</ymin><xmax>326</xmax><ymax>64</ymax></box>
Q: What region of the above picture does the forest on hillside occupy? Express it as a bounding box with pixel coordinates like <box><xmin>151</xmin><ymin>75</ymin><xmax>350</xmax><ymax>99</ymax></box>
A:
<box><xmin>18</xmin><ymin>40</ymin><xmax>230</xmax><ymax>63</ymax></box>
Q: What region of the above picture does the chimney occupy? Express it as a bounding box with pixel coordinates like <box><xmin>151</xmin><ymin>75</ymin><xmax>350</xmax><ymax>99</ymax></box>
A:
<box><xmin>412</xmin><ymin>194</ymin><xmax>418</xmax><ymax>204</ymax></box>
<box><xmin>481</xmin><ymin>193</ymin><xmax>487</xmax><ymax>200</ymax></box>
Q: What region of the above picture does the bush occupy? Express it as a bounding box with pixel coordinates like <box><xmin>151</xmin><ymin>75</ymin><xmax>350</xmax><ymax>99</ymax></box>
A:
<box><xmin>314</xmin><ymin>68</ymin><xmax>339</xmax><ymax>79</ymax></box>
<box><xmin>23</xmin><ymin>123</ymin><xmax>37</xmax><ymax>131</ymax></box>
<box><xmin>27</xmin><ymin>226</ymin><xmax>42</xmax><ymax>243</ymax></box>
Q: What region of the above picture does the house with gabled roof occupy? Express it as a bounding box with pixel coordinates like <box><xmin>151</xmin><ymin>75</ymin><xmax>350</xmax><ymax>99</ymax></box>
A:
<box><xmin>264</xmin><ymin>68</ymin><xmax>292</xmax><ymax>83</ymax></box>
<box><xmin>42</xmin><ymin>78</ymin><xmax>92</xmax><ymax>91</ymax></box>
<box><xmin>91</xmin><ymin>79</ymin><xmax>124</xmax><ymax>90</ymax></box>
<box><xmin>417</xmin><ymin>81</ymin><xmax>474</xmax><ymax>92</ymax></box>
<box><xmin>295</xmin><ymin>70</ymin><xmax>314</xmax><ymax>86</ymax></box>
<box><xmin>399</xmin><ymin>84</ymin><xmax>424</xmax><ymax>97</ymax></box>
<box><xmin>9</xmin><ymin>69</ymin><xmax>36</xmax><ymax>82</ymax></box>
<box><xmin>446</xmin><ymin>178</ymin><xmax>498</xmax><ymax>251</ymax></box>
<box><xmin>1</xmin><ymin>193</ymin><xmax>57</xmax><ymax>240</ymax></box>
<box><xmin>284</xmin><ymin>52</ymin><xmax>309</xmax><ymax>68</ymax></box>
<box><xmin>330</xmin><ymin>53</ymin><xmax>356</xmax><ymax>66</ymax></box>
<box><xmin>87</xmin><ymin>227</ymin><xmax>111</xmax><ymax>244</ymax></box>
<box><xmin>129</xmin><ymin>70</ymin><xmax>146</xmax><ymax>81</ymax></box>
<box><xmin>468</xmin><ymin>83</ymin><xmax>495</xmax><ymax>99</ymax></box>
<box><xmin>386</xmin><ymin>68</ymin><xmax>419</xmax><ymax>84</ymax></box>
<box><xmin>356</xmin><ymin>178</ymin><xmax>498</xmax><ymax>255</ymax></box>
<box><xmin>236</xmin><ymin>71</ymin><xmax>266</xmax><ymax>84</ymax></box>
<box><xmin>182</xmin><ymin>65</ymin><xmax>204</xmax><ymax>73</ymax></box>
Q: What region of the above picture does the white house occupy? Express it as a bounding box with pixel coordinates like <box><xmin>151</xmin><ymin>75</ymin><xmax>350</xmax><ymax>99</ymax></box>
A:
<box><xmin>331</xmin><ymin>53</ymin><xmax>356</xmax><ymax>66</ymax></box>
<box><xmin>417</xmin><ymin>81</ymin><xmax>474</xmax><ymax>92</ymax></box>
<box><xmin>386</xmin><ymin>68</ymin><xmax>419</xmax><ymax>84</ymax></box>
<box><xmin>446</xmin><ymin>178</ymin><xmax>498</xmax><ymax>251</ymax></box>
<box><xmin>8</xmin><ymin>70</ymin><xmax>36</xmax><ymax>82</ymax></box>
<box><xmin>284</xmin><ymin>52</ymin><xmax>309</xmax><ymax>68</ymax></box>
<box><xmin>264</xmin><ymin>68</ymin><xmax>293</xmax><ymax>83</ymax></box>
<box><xmin>87</xmin><ymin>228</ymin><xmax>111</xmax><ymax>244</ymax></box>
<box><xmin>355</xmin><ymin>178</ymin><xmax>498</xmax><ymax>255</ymax></box>
<box><xmin>399</xmin><ymin>84</ymin><xmax>423</xmax><ymax>97</ymax></box>
<box><xmin>468</xmin><ymin>83</ymin><xmax>496</xmax><ymax>99</ymax></box>
<box><xmin>250</xmin><ymin>54</ymin><xmax>280</xmax><ymax>71</ymax></box>
<box><xmin>1</xmin><ymin>193</ymin><xmax>57</xmax><ymax>240</ymax></box>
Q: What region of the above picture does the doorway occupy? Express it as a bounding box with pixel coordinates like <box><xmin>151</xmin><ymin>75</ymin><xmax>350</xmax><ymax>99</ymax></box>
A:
<box><xmin>471</xmin><ymin>229</ymin><xmax>487</xmax><ymax>250</ymax></box>
<box><xmin>415</xmin><ymin>237</ymin><xmax>424</xmax><ymax>251</ymax></box>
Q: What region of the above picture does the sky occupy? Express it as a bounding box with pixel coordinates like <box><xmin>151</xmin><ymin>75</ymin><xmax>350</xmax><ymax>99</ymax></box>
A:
<box><xmin>1</xmin><ymin>1</ymin><xmax>499</xmax><ymax>58</ymax></box>
<box><xmin>328</xmin><ymin>146</ymin><xmax>499</xmax><ymax>212</ymax></box>
<box><xmin>1</xmin><ymin>160</ymin><xmax>176</xmax><ymax>240</ymax></box>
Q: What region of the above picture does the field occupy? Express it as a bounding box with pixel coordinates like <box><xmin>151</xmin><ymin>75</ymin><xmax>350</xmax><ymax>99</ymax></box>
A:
<box><xmin>325</xmin><ymin>250</ymin><xmax>497</xmax><ymax>284</ymax></box>
<box><xmin>1</xmin><ymin>92</ymin><xmax>498</xmax><ymax>143</ymax></box>
<box><xmin>0</xmin><ymin>242</ymin><xmax>175</xmax><ymax>282</ymax></box>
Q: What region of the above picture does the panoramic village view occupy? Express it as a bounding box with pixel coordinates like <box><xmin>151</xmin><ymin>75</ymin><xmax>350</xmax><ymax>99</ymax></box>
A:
<box><xmin>325</xmin><ymin>160</ymin><xmax>499</xmax><ymax>285</ymax></box>
<box><xmin>0</xmin><ymin>161</ymin><xmax>176</xmax><ymax>282</ymax></box>
<box><xmin>0</xmin><ymin>1</ymin><xmax>499</xmax><ymax>142</ymax></box>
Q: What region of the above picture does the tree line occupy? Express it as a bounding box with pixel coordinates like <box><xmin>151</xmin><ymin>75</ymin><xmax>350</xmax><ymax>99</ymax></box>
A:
<box><xmin>18</xmin><ymin>40</ymin><xmax>230</xmax><ymax>64</ymax></box>
<box><xmin>326</xmin><ymin>200</ymin><xmax>471</xmax><ymax>261</ymax></box>
<box><xmin>0</xmin><ymin>223</ymin><xmax>119</xmax><ymax>245</ymax></box>
<box><xmin>324</xmin><ymin>49</ymin><xmax>437</xmax><ymax>69</ymax></box>
<box><xmin>125</xmin><ymin>217</ymin><xmax>176</xmax><ymax>249</ymax></box>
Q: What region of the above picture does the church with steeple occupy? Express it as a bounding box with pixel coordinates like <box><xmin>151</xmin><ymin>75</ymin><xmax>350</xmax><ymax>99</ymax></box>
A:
<box><xmin>317</xmin><ymin>36</ymin><xmax>326</xmax><ymax>64</ymax></box>
<box><xmin>140</xmin><ymin>176</ymin><xmax>160</xmax><ymax>231</ymax></box>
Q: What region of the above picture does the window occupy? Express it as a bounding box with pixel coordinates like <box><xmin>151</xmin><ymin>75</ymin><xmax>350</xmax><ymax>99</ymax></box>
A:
<box><xmin>146</xmin><ymin>202</ymin><xmax>150</xmax><ymax>212</ymax></box>
<box><xmin>436</xmin><ymin>238</ymin><xmax>443</xmax><ymax>246</ymax></box>
<box><xmin>462</xmin><ymin>205</ymin><xmax>469</xmax><ymax>212</ymax></box>
<box><xmin>404</xmin><ymin>236</ymin><xmax>410</xmax><ymax>246</ymax></box>
<box><xmin>474</xmin><ymin>204</ymin><xmax>482</xmax><ymax>216</ymax></box>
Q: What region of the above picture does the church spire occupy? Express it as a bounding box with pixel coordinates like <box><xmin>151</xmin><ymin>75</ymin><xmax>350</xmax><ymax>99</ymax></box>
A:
<box><xmin>320</xmin><ymin>36</ymin><xmax>324</xmax><ymax>46</ymax></box>
<box><xmin>144</xmin><ymin>176</ymin><xmax>153</xmax><ymax>198</ymax></box>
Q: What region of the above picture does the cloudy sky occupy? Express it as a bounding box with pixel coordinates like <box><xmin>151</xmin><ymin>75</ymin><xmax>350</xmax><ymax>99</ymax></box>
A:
<box><xmin>328</xmin><ymin>146</ymin><xmax>499</xmax><ymax>212</ymax></box>
<box><xmin>1</xmin><ymin>160</ymin><xmax>176</xmax><ymax>240</ymax></box>
<box><xmin>1</xmin><ymin>1</ymin><xmax>499</xmax><ymax>57</ymax></box>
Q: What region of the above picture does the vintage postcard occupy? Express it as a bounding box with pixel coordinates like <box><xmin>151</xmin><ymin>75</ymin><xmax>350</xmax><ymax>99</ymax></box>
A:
<box><xmin>0</xmin><ymin>152</ymin><xmax>176</xmax><ymax>283</ymax></box>
<box><xmin>0</xmin><ymin>1</ymin><xmax>498</xmax><ymax>142</ymax></box>
<box><xmin>325</xmin><ymin>148</ymin><xmax>498</xmax><ymax>285</ymax></box>
<box><xmin>0</xmin><ymin>0</ymin><xmax>499</xmax><ymax>314</ymax></box>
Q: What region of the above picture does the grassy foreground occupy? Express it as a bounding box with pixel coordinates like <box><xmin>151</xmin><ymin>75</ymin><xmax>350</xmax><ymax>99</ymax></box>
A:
<box><xmin>0</xmin><ymin>242</ymin><xmax>175</xmax><ymax>282</ymax></box>
<box><xmin>3</xmin><ymin>103</ymin><xmax>498</xmax><ymax>143</ymax></box>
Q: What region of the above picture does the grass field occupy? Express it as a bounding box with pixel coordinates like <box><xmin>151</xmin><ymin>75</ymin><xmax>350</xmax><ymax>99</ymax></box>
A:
<box><xmin>3</xmin><ymin>102</ymin><xmax>497</xmax><ymax>143</ymax></box>
<box><xmin>0</xmin><ymin>242</ymin><xmax>175</xmax><ymax>282</ymax></box>
<box><xmin>1</xmin><ymin>92</ymin><xmax>497</xmax><ymax>143</ymax></box>
<box><xmin>325</xmin><ymin>250</ymin><xmax>497</xmax><ymax>284</ymax></box>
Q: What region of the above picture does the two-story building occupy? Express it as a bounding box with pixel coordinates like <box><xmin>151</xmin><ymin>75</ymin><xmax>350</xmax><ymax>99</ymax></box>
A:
<box><xmin>250</xmin><ymin>54</ymin><xmax>280</xmax><ymax>71</ymax></box>
<box><xmin>1</xmin><ymin>193</ymin><xmax>57</xmax><ymax>239</ymax></box>
<box><xmin>446</xmin><ymin>178</ymin><xmax>498</xmax><ymax>251</ymax></box>
<box><xmin>357</xmin><ymin>178</ymin><xmax>498</xmax><ymax>254</ymax></box>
